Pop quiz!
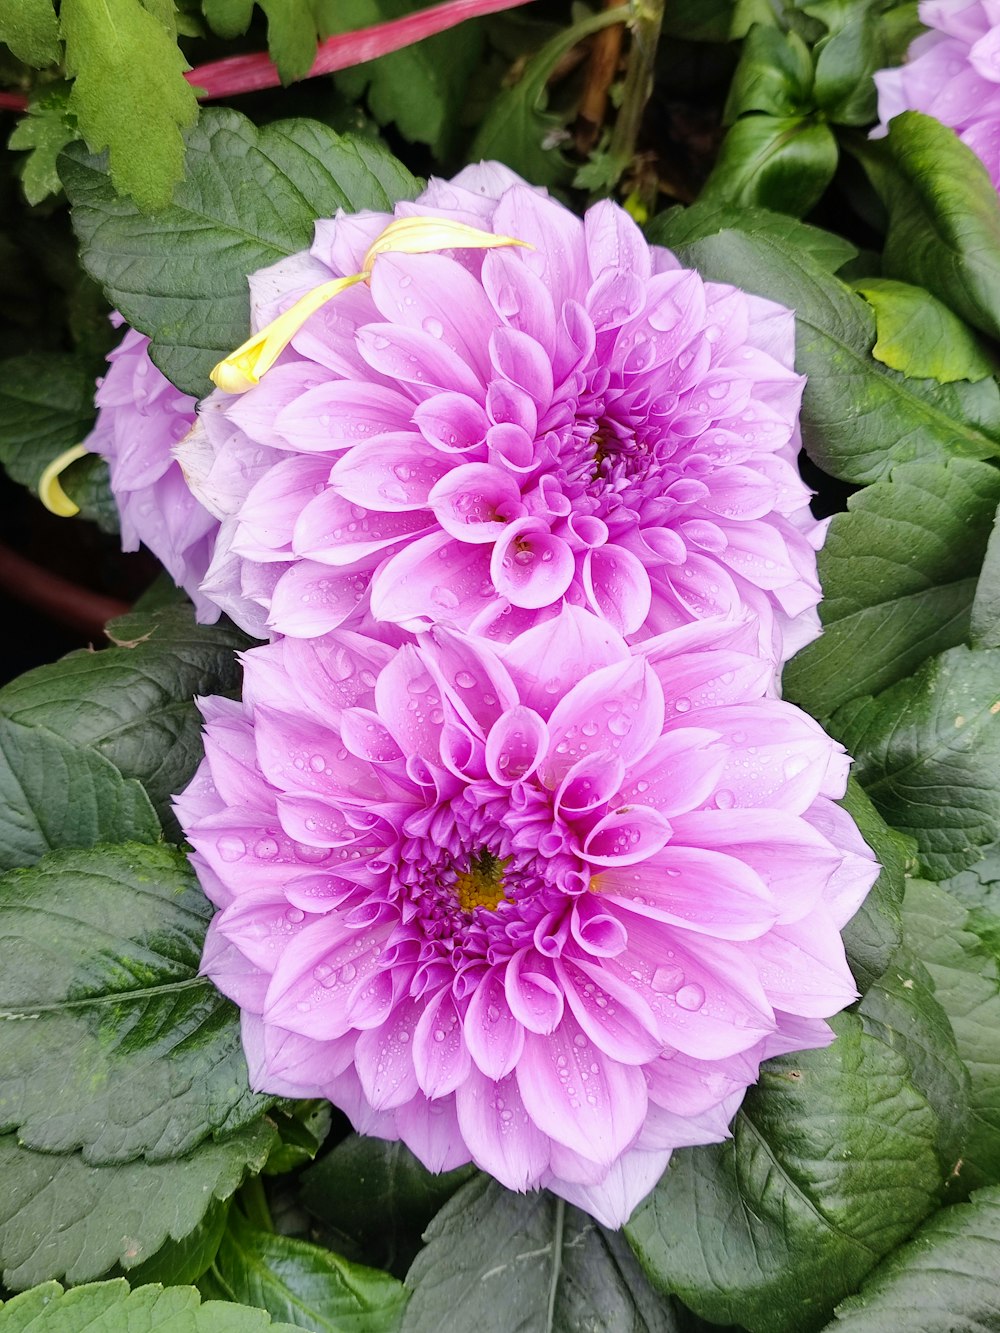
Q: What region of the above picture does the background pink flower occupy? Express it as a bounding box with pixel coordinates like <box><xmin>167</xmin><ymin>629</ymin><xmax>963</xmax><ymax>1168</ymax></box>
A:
<box><xmin>181</xmin><ymin>164</ymin><xmax>823</xmax><ymax>664</ymax></box>
<box><xmin>176</xmin><ymin>606</ymin><xmax>878</xmax><ymax>1226</ymax></box>
<box><xmin>86</xmin><ymin>325</ymin><xmax>220</xmax><ymax>620</ymax></box>
<box><xmin>874</xmin><ymin>1</ymin><xmax>1000</xmax><ymax>186</ymax></box>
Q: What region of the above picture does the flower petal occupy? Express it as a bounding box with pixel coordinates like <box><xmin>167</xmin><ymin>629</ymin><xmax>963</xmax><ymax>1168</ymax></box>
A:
<box><xmin>517</xmin><ymin>1015</ymin><xmax>647</xmax><ymax>1166</ymax></box>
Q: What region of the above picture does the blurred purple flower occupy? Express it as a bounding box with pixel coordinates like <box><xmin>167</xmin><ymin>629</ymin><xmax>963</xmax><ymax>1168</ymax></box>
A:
<box><xmin>176</xmin><ymin>606</ymin><xmax>877</xmax><ymax>1226</ymax></box>
<box><xmin>183</xmin><ymin>164</ymin><xmax>823</xmax><ymax>662</ymax></box>
<box><xmin>874</xmin><ymin>1</ymin><xmax>1000</xmax><ymax>185</ymax></box>
<box><xmin>86</xmin><ymin>326</ymin><xmax>220</xmax><ymax>620</ymax></box>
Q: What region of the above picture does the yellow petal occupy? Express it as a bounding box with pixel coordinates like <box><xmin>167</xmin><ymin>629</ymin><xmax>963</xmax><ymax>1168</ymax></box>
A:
<box><xmin>38</xmin><ymin>443</ymin><xmax>89</xmax><ymax>517</ymax></box>
<box><xmin>210</xmin><ymin>272</ymin><xmax>367</xmax><ymax>394</ymax></box>
<box><xmin>362</xmin><ymin>215</ymin><xmax>530</xmax><ymax>271</ymax></box>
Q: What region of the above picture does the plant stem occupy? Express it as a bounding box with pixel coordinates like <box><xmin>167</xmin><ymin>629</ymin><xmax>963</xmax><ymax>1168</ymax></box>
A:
<box><xmin>608</xmin><ymin>0</ymin><xmax>666</xmax><ymax>183</ymax></box>
<box><xmin>240</xmin><ymin>1175</ymin><xmax>274</xmax><ymax>1233</ymax></box>
<box><xmin>575</xmin><ymin>0</ymin><xmax>627</xmax><ymax>154</ymax></box>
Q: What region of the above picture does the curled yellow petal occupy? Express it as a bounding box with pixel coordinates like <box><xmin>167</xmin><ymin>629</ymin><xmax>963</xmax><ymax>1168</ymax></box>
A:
<box><xmin>362</xmin><ymin>215</ymin><xmax>531</xmax><ymax>270</ymax></box>
<box><xmin>39</xmin><ymin>443</ymin><xmax>89</xmax><ymax>517</ymax></box>
<box><xmin>210</xmin><ymin>272</ymin><xmax>367</xmax><ymax>394</ymax></box>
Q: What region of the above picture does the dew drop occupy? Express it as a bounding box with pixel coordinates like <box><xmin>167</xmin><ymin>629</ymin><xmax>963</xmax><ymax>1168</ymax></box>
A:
<box><xmin>431</xmin><ymin>584</ymin><xmax>460</xmax><ymax>610</ymax></box>
<box><xmin>218</xmin><ymin>834</ymin><xmax>246</xmax><ymax>862</ymax></box>
<box><xmin>651</xmin><ymin>964</ymin><xmax>684</xmax><ymax>994</ymax></box>
<box><xmin>455</xmin><ymin>670</ymin><xmax>476</xmax><ymax>689</ymax></box>
<box><xmin>676</xmin><ymin>983</ymin><xmax>706</xmax><ymax>1012</ymax></box>
<box><xmin>422</xmin><ymin>316</ymin><xmax>444</xmax><ymax>339</ymax></box>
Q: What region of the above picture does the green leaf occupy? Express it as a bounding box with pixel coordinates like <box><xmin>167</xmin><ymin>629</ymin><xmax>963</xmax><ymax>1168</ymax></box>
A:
<box><xmin>123</xmin><ymin>1198</ymin><xmax>231</xmax><ymax>1288</ymax></box>
<box><xmin>0</xmin><ymin>601</ymin><xmax>247</xmax><ymax>832</ymax></box>
<box><xmin>470</xmin><ymin>6</ymin><xmax>630</xmax><ymax>190</ymax></box>
<box><xmin>0</xmin><ymin>353</ymin><xmax>96</xmax><ymax>493</ymax></box>
<box><xmin>625</xmin><ymin>1015</ymin><xmax>942</xmax><ymax>1333</ymax></box>
<box><xmin>943</xmin><ymin>842</ymin><xmax>1000</xmax><ymax>920</ymax></box>
<box><xmin>200</xmin><ymin>1207</ymin><xmax>408</xmax><ymax>1332</ymax></box>
<box><xmin>855</xmin><ymin>111</ymin><xmax>1000</xmax><ymax>343</ymax></box>
<box><xmin>404</xmin><ymin>1177</ymin><xmax>681</xmax><ymax>1333</ymax></box>
<box><xmin>834</xmin><ymin>644</ymin><xmax>1000</xmax><ymax>880</ymax></box>
<box><xmin>648</xmin><ymin>200</ymin><xmax>857</xmax><ymax>273</ymax></box>
<box><xmin>878</xmin><ymin>0</ymin><xmax>923</xmax><ymax>65</ymax></box>
<box><xmin>61</xmin><ymin>0</ymin><xmax>199</xmax><ymax>213</ymax></box>
<box><xmin>810</xmin><ymin>4</ymin><xmax>885</xmax><ymax>125</ymax></box>
<box><xmin>837</xmin><ymin>778</ymin><xmax>911</xmax><ymax>995</ymax></box>
<box><xmin>300</xmin><ymin>1135</ymin><xmax>475</xmax><ymax>1277</ymax></box>
<box><xmin>700</xmin><ymin>114</ymin><xmax>839</xmax><ymax>217</ymax></box>
<box><xmin>0</xmin><ymin>0</ymin><xmax>59</xmax><ymax>66</ymax></box>
<box><xmin>0</xmin><ymin>841</ymin><xmax>272</xmax><ymax>1163</ymax></box>
<box><xmin>331</xmin><ymin>0</ymin><xmax>481</xmax><ymax>157</ymax></box>
<box><xmin>59</xmin><ymin>450</ymin><xmax>120</xmax><ymax>534</ymax></box>
<box><xmin>902</xmin><ymin>879</ymin><xmax>1000</xmax><ymax>1193</ymax></box>
<box><xmin>8</xmin><ymin>85</ymin><xmax>77</xmax><ymax>206</ymax></box>
<box><xmin>258</xmin><ymin>0</ymin><xmax>326</xmax><ymax>84</ymax></box>
<box><xmin>854</xmin><ymin>277</ymin><xmax>995</xmax><ymax>384</ymax></box>
<box><xmin>654</xmin><ymin>218</ymin><xmax>1000</xmax><ymax>483</ymax></box>
<box><xmin>200</xmin><ymin>0</ymin><xmax>254</xmax><ymax>39</ymax></box>
<box><xmin>261</xmin><ymin>1101</ymin><xmax>331</xmax><ymax>1176</ymax></box>
<box><xmin>723</xmin><ymin>25</ymin><xmax>814</xmax><ymax>121</ymax></box>
<box><xmin>828</xmin><ymin>1184</ymin><xmax>1000</xmax><ymax>1330</ymax></box>
<box><xmin>783</xmin><ymin>459</ymin><xmax>1000</xmax><ymax>717</ymax></box>
<box><xmin>0</xmin><ymin>718</ymin><xmax>159</xmax><ymax>871</ymax></box>
<box><xmin>662</xmin><ymin>0</ymin><xmax>778</xmax><ymax>41</ymax></box>
<box><xmin>61</xmin><ymin>108</ymin><xmax>418</xmax><ymax>397</ymax></box>
<box><xmin>970</xmin><ymin>502</ymin><xmax>1000</xmax><ymax>649</ymax></box>
<box><xmin>858</xmin><ymin>949</ymin><xmax>970</xmax><ymax>1174</ymax></box>
<box><xmin>0</xmin><ymin>1278</ymin><xmax>300</xmax><ymax>1330</ymax></box>
<box><xmin>0</xmin><ymin>1121</ymin><xmax>276</xmax><ymax>1290</ymax></box>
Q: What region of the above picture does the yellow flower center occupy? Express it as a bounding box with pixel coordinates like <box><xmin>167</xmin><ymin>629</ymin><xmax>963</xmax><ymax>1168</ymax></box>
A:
<box><xmin>454</xmin><ymin>849</ymin><xmax>510</xmax><ymax>913</ymax></box>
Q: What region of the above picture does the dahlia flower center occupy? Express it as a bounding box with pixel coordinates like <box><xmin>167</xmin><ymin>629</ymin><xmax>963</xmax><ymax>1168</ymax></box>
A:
<box><xmin>453</xmin><ymin>847</ymin><xmax>510</xmax><ymax>913</ymax></box>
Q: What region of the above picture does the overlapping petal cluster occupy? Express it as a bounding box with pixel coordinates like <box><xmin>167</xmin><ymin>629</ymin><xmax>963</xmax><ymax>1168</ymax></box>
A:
<box><xmin>874</xmin><ymin>1</ymin><xmax>1000</xmax><ymax>187</ymax></box>
<box><xmin>182</xmin><ymin>165</ymin><xmax>822</xmax><ymax>660</ymax></box>
<box><xmin>176</xmin><ymin>606</ymin><xmax>878</xmax><ymax>1226</ymax></box>
<box><xmin>85</xmin><ymin>327</ymin><xmax>220</xmax><ymax>620</ymax></box>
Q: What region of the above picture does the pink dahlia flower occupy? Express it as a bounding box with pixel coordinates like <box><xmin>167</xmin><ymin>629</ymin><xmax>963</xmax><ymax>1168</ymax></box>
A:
<box><xmin>176</xmin><ymin>606</ymin><xmax>877</xmax><ymax>1226</ymax></box>
<box><xmin>874</xmin><ymin>2</ymin><xmax>1000</xmax><ymax>186</ymax></box>
<box><xmin>181</xmin><ymin>164</ymin><xmax>823</xmax><ymax>662</ymax></box>
<box><xmin>86</xmin><ymin>326</ymin><xmax>220</xmax><ymax>620</ymax></box>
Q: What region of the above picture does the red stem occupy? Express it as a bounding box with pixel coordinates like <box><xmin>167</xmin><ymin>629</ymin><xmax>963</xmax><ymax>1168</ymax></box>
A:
<box><xmin>0</xmin><ymin>540</ymin><xmax>128</xmax><ymax>637</ymax></box>
<box><xmin>0</xmin><ymin>0</ymin><xmax>533</xmax><ymax>113</ymax></box>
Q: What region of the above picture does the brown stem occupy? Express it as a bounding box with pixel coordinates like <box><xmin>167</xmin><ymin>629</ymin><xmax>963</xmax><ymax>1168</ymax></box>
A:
<box><xmin>0</xmin><ymin>541</ymin><xmax>128</xmax><ymax>638</ymax></box>
<box><xmin>574</xmin><ymin>0</ymin><xmax>626</xmax><ymax>155</ymax></box>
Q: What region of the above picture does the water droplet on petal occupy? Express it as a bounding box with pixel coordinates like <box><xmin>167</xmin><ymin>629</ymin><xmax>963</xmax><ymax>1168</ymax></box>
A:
<box><xmin>218</xmin><ymin>835</ymin><xmax>246</xmax><ymax>862</ymax></box>
<box><xmin>676</xmin><ymin>983</ymin><xmax>706</xmax><ymax>1012</ymax></box>
<box><xmin>651</xmin><ymin>964</ymin><xmax>684</xmax><ymax>994</ymax></box>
